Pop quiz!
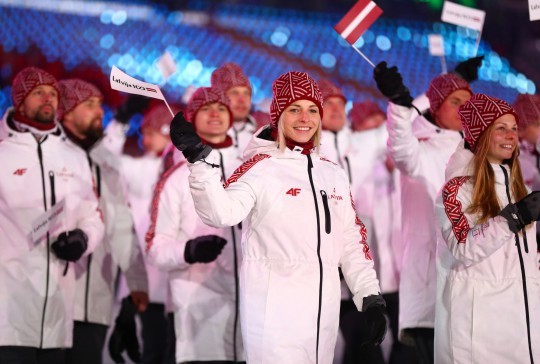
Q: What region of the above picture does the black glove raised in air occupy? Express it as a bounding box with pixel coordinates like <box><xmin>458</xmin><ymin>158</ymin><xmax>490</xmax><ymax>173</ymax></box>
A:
<box><xmin>169</xmin><ymin>111</ymin><xmax>212</xmax><ymax>163</ymax></box>
<box><xmin>114</xmin><ymin>94</ymin><xmax>150</xmax><ymax>124</ymax></box>
<box><xmin>51</xmin><ymin>229</ymin><xmax>88</xmax><ymax>262</ymax></box>
<box><xmin>454</xmin><ymin>55</ymin><xmax>484</xmax><ymax>83</ymax></box>
<box><xmin>373</xmin><ymin>61</ymin><xmax>413</xmax><ymax>107</ymax></box>
<box><xmin>499</xmin><ymin>191</ymin><xmax>540</xmax><ymax>234</ymax></box>
<box><xmin>184</xmin><ymin>235</ymin><xmax>227</xmax><ymax>264</ymax></box>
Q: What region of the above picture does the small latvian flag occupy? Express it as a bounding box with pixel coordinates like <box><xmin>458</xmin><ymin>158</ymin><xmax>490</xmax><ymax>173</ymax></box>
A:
<box><xmin>334</xmin><ymin>0</ymin><xmax>383</xmax><ymax>45</ymax></box>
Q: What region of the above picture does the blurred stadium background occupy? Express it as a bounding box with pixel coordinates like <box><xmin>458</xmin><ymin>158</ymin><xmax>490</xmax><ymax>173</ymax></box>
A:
<box><xmin>0</xmin><ymin>0</ymin><xmax>538</xmax><ymax>141</ymax></box>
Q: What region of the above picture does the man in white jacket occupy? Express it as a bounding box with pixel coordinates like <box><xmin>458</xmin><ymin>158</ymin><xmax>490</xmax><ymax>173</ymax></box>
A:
<box><xmin>514</xmin><ymin>94</ymin><xmax>540</xmax><ymax>191</ymax></box>
<box><xmin>211</xmin><ymin>62</ymin><xmax>256</xmax><ymax>155</ymax></box>
<box><xmin>146</xmin><ymin>87</ymin><xmax>244</xmax><ymax>363</ymax></box>
<box><xmin>0</xmin><ymin>67</ymin><xmax>104</xmax><ymax>363</ymax></box>
<box><xmin>57</xmin><ymin>79</ymin><xmax>149</xmax><ymax>364</ymax></box>
<box><xmin>373</xmin><ymin>63</ymin><xmax>472</xmax><ymax>363</ymax></box>
<box><xmin>103</xmin><ymin>103</ymin><xmax>174</xmax><ymax>364</ymax></box>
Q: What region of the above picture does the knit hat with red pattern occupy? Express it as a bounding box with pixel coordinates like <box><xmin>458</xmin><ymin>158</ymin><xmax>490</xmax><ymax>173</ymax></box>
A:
<box><xmin>349</xmin><ymin>101</ymin><xmax>385</xmax><ymax>131</ymax></box>
<box><xmin>141</xmin><ymin>104</ymin><xmax>180</xmax><ymax>135</ymax></box>
<box><xmin>211</xmin><ymin>63</ymin><xmax>252</xmax><ymax>94</ymax></box>
<box><xmin>513</xmin><ymin>94</ymin><xmax>540</xmax><ymax>128</ymax></box>
<box><xmin>270</xmin><ymin>71</ymin><xmax>324</xmax><ymax>127</ymax></box>
<box><xmin>317</xmin><ymin>79</ymin><xmax>347</xmax><ymax>103</ymax></box>
<box><xmin>459</xmin><ymin>93</ymin><xmax>519</xmax><ymax>151</ymax></box>
<box><xmin>426</xmin><ymin>73</ymin><xmax>472</xmax><ymax>114</ymax></box>
<box><xmin>12</xmin><ymin>67</ymin><xmax>59</xmax><ymax>110</ymax></box>
<box><xmin>58</xmin><ymin>79</ymin><xmax>103</xmax><ymax>120</ymax></box>
<box><xmin>186</xmin><ymin>87</ymin><xmax>233</xmax><ymax>128</ymax></box>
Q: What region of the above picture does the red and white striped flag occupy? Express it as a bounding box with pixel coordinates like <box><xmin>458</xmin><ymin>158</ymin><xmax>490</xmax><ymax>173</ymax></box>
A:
<box><xmin>334</xmin><ymin>0</ymin><xmax>383</xmax><ymax>45</ymax></box>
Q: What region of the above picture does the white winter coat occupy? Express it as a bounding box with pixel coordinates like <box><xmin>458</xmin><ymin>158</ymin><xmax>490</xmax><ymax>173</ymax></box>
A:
<box><xmin>519</xmin><ymin>140</ymin><xmax>540</xmax><ymax>191</ymax></box>
<box><xmin>146</xmin><ymin>145</ymin><xmax>244</xmax><ymax>363</ymax></box>
<box><xmin>386</xmin><ymin>102</ymin><xmax>463</xmax><ymax>342</ymax></box>
<box><xmin>72</xmin><ymin>141</ymin><xmax>148</xmax><ymax>326</ymax></box>
<box><xmin>0</xmin><ymin>114</ymin><xmax>104</xmax><ymax>348</ymax></box>
<box><xmin>188</xmin><ymin>127</ymin><xmax>382</xmax><ymax>364</ymax></box>
<box><xmin>435</xmin><ymin>144</ymin><xmax>540</xmax><ymax>363</ymax></box>
<box><xmin>103</xmin><ymin>120</ymin><xmax>169</xmax><ymax>304</ymax></box>
<box><xmin>230</xmin><ymin>114</ymin><xmax>257</xmax><ymax>157</ymax></box>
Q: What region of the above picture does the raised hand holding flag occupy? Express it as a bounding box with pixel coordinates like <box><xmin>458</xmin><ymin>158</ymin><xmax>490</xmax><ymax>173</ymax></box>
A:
<box><xmin>333</xmin><ymin>0</ymin><xmax>383</xmax><ymax>67</ymax></box>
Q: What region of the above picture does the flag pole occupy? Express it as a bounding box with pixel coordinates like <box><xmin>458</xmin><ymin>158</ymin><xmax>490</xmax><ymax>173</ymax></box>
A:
<box><xmin>440</xmin><ymin>55</ymin><xmax>448</xmax><ymax>74</ymax></box>
<box><xmin>163</xmin><ymin>99</ymin><xmax>175</xmax><ymax>117</ymax></box>
<box><xmin>473</xmin><ymin>29</ymin><xmax>482</xmax><ymax>56</ymax></box>
<box><xmin>352</xmin><ymin>45</ymin><xmax>375</xmax><ymax>68</ymax></box>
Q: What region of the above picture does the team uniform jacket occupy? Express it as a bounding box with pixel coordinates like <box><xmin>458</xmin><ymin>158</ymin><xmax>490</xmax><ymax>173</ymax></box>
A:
<box><xmin>103</xmin><ymin>120</ymin><xmax>169</xmax><ymax>304</ymax></box>
<box><xmin>187</xmin><ymin>126</ymin><xmax>381</xmax><ymax>364</ymax></box>
<box><xmin>72</xmin><ymin>141</ymin><xmax>148</xmax><ymax>326</ymax></box>
<box><xmin>0</xmin><ymin>112</ymin><xmax>104</xmax><ymax>348</ymax></box>
<box><xmin>229</xmin><ymin>114</ymin><xmax>257</xmax><ymax>157</ymax></box>
<box><xmin>519</xmin><ymin>140</ymin><xmax>540</xmax><ymax>191</ymax></box>
<box><xmin>435</xmin><ymin>145</ymin><xmax>540</xmax><ymax>363</ymax></box>
<box><xmin>146</xmin><ymin>145</ymin><xmax>244</xmax><ymax>363</ymax></box>
<box><xmin>386</xmin><ymin>102</ymin><xmax>462</xmax><ymax>342</ymax></box>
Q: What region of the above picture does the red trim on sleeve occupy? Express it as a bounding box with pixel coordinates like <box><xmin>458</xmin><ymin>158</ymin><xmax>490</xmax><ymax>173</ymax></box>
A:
<box><xmin>223</xmin><ymin>154</ymin><xmax>271</xmax><ymax>189</ymax></box>
<box><xmin>350</xmin><ymin>192</ymin><xmax>372</xmax><ymax>260</ymax></box>
<box><xmin>145</xmin><ymin>161</ymin><xmax>186</xmax><ymax>252</ymax></box>
<box><xmin>442</xmin><ymin>176</ymin><xmax>471</xmax><ymax>244</ymax></box>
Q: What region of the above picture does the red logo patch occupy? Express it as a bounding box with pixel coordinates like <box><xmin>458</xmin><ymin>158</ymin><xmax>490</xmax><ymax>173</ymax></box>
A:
<box><xmin>13</xmin><ymin>168</ymin><xmax>27</xmax><ymax>176</ymax></box>
<box><xmin>286</xmin><ymin>188</ymin><xmax>301</xmax><ymax>197</ymax></box>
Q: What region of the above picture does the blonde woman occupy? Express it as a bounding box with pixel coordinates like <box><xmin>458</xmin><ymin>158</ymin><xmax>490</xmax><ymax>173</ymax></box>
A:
<box><xmin>168</xmin><ymin>71</ymin><xmax>386</xmax><ymax>364</ymax></box>
<box><xmin>435</xmin><ymin>93</ymin><xmax>540</xmax><ymax>363</ymax></box>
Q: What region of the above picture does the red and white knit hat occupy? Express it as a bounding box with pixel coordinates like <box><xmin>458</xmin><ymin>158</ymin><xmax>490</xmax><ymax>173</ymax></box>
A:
<box><xmin>141</xmin><ymin>104</ymin><xmax>180</xmax><ymax>135</ymax></box>
<box><xmin>270</xmin><ymin>71</ymin><xmax>324</xmax><ymax>127</ymax></box>
<box><xmin>12</xmin><ymin>67</ymin><xmax>59</xmax><ymax>110</ymax></box>
<box><xmin>513</xmin><ymin>94</ymin><xmax>540</xmax><ymax>128</ymax></box>
<box><xmin>317</xmin><ymin>79</ymin><xmax>347</xmax><ymax>103</ymax></box>
<box><xmin>348</xmin><ymin>101</ymin><xmax>385</xmax><ymax>131</ymax></box>
<box><xmin>186</xmin><ymin>87</ymin><xmax>233</xmax><ymax>127</ymax></box>
<box><xmin>58</xmin><ymin>79</ymin><xmax>103</xmax><ymax>120</ymax></box>
<box><xmin>459</xmin><ymin>93</ymin><xmax>519</xmax><ymax>151</ymax></box>
<box><xmin>426</xmin><ymin>73</ymin><xmax>472</xmax><ymax>114</ymax></box>
<box><xmin>211</xmin><ymin>63</ymin><xmax>252</xmax><ymax>93</ymax></box>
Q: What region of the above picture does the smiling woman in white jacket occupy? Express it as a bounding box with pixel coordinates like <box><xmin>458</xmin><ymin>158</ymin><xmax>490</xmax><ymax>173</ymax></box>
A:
<box><xmin>435</xmin><ymin>94</ymin><xmax>540</xmax><ymax>363</ymax></box>
<box><xmin>168</xmin><ymin>71</ymin><xmax>386</xmax><ymax>364</ymax></box>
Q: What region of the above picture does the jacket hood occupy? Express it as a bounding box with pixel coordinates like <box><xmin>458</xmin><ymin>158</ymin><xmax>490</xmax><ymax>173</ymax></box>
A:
<box><xmin>445</xmin><ymin>141</ymin><xmax>474</xmax><ymax>181</ymax></box>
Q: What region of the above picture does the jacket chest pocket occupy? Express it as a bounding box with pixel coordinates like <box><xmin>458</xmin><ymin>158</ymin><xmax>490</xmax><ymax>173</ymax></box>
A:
<box><xmin>320</xmin><ymin>190</ymin><xmax>331</xmax><ymax>234</ymax></box>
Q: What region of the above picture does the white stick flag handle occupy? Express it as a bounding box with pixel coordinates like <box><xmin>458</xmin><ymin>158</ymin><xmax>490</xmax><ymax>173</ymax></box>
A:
<box><xmin>110</xmin><ymin>65</ymin><xmax>175</xmax><ymax>117</ymax></box>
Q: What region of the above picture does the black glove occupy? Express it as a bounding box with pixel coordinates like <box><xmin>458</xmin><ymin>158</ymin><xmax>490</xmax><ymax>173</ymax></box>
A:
<box><xmin>184</xmin><ymin>235</ymin><xmax>227</xmax><ymax>264</ymax></box>
<box><xmin>115</xmin><ymin>94</ymin><xmax>150</xmax><ymax>124</ymax></box>
<box><xmin>373</xmin><ymin>61</ymin><xmax>413</xmax><ymax>107</ymax></box>
<box><xmin>454</xmin><ymin>55</ymin><xmax>484</xmax><ymax>83</ymax></box>
<box><xmin>51</xmin><ymin>229</ymin><xmax>88</xmax><ymax>262</ymax></box>
<box><xmin>499</xmin><ymin>191</ymin><xmax>540</xmax><ymax>233</ymax></box>
<box><xmin>108</xmin><ymin>296</ymin><xmax>141</xmax><ymax>363</ymax></box>
<box><xmin>362</xmin><ymin>295</ymin><xmax>388</xmax><ymax>346</ymax></box>
<box><xmin>169</xmin><ymin>111</ymin><xmax>212</xmax><ymax>163</ymax></box>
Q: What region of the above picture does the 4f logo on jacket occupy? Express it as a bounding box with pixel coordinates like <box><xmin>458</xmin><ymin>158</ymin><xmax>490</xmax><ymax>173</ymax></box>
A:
<box><xmin>13</xmin><ymin>168</ymin><xmax>27</xmax><ymax>176</ymax></box>
<box><xmin>286</xmin><ymin>188</ymin><xmax>301</xmax><ymax>197</ymax></box>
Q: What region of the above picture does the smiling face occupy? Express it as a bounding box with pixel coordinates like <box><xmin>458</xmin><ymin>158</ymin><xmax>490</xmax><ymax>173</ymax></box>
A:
<box><xmin>280</xmin><ymin>99</ymin><xmax>321</xmax><ymax>144</ymax></box>
<box><xmin>486</xmin><ymin>114</ymin><xmax>518</xmax><ymax>164</ymax></box>
<box><xmin>194</xmin><ymin>102</ymin><xmax>231</xmax><ymax>143</ymax></box>
<box><xmin>19</xmin><ymin>85</ymin><xmax>58</xmax><ymax>124</ymax></box>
